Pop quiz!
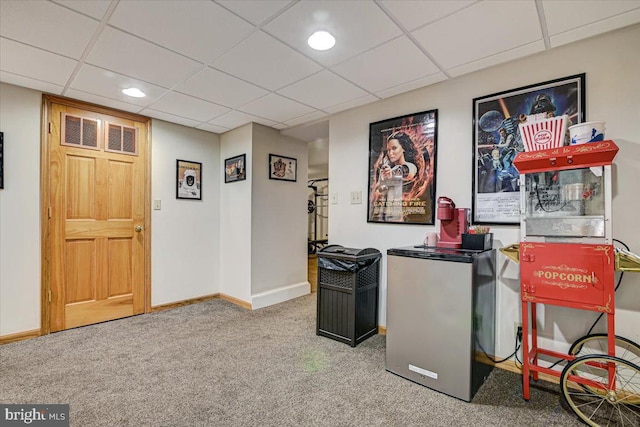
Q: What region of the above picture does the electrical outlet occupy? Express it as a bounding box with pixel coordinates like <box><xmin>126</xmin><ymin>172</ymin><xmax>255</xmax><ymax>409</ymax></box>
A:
<box><xmin>514</xmin><ymin>321</ymin><xmax>522</xmax><ymax>340</ymax></box>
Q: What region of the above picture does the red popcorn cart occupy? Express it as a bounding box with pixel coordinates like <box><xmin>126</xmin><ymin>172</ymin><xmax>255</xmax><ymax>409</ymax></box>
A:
<box><xmin>502</xmin><ymin>141</ymin><xmax>640</xmax><ymax>426</ymax></box>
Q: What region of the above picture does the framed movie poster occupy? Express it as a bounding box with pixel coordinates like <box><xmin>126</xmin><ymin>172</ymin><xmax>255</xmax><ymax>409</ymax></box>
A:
<box><xmin>367</xmin><ymin>109</ymin><xmax>438</xmax><ymax>225</ymax></box>
<box><xmin>224</xmin><ymin>154</ymin><xmax>246</xmax><ymax>183</ymax></box>
<box><xmin>0</xmin><ymin>132</ymin><xmax>3</xmax><ymax>189</ymax></box>
<box><xmin>472</xmin><ymin>73</ymin><xmax>585</xmax><ymax>225</ymax></box>
<box><xmin>269</xmin><ymin>154</ymin><xmax>297</xmax><ymax>182</ymax></box>
<box><xmin>176</xmin><ymin>159</ymin><xmax>202</xmax><ymax>200</ymax></box>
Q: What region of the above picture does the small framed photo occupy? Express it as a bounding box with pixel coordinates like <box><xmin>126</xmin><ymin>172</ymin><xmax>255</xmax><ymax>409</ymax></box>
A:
<box><xmin>224</xmin><ymin>154</ymin><xmax>246</xmax><ymax>183</ymax></box>
<box><xmin>176</xmin><ymin>159</ymin><xmax>202</xmax><ymax>200</ymax></box>
<box><xmin>269</xmin><ymin>154</ymin><xmax>297</xmax><ymax>182</ymax></box>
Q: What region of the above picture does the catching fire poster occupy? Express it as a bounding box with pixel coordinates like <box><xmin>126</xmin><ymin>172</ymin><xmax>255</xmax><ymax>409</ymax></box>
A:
<box><xmin>367</xmin><ymin>110</ymin><xmax>438</xmax><ymax>225</ymax></box>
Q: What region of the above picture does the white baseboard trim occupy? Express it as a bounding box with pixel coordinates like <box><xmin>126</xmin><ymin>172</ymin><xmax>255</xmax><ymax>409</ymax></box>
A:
<box><xmin>251</xmin><ymin>281</ymin><xmax>311</xmax><ymax>310</ymax></box>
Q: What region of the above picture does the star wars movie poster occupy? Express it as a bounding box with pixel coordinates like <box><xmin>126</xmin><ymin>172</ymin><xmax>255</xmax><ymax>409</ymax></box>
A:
<box><xmin>367</xmin><ymin>110</ymin><xmax>438</xmax><ymax>225</ymax></box>
<box><xmin>472</xmin><ymin>74</ymin><xmax>585</xmax><ymax>225</ymax></box>
<box><xmin>176</xmin><ymin>159</ymin><xmax>202</xmax><ymax>200</ymax></box>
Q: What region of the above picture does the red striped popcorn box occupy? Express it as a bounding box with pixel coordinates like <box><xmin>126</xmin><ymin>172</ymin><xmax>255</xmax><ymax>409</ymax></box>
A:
<box><xmin>518</xmin><ymin>114</ymin><xmax>568</xmax><ymax>152</ymax></box>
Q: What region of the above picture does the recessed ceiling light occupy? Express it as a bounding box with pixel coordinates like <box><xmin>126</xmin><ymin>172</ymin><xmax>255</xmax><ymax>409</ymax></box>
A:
<box><xmin>308</xmin><ymin>31</ymin><xmax>335</xmax><ymax>51</ymax></box>
<box><xmin>122</xmin><ymin>87</ymin><xmax>146</xmax><ymax>98</ymax></box>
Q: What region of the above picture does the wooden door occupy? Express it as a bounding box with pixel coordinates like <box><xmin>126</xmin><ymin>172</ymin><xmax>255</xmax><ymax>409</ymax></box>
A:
<box><xmin>47</xmin><ymin>100</ymin><xmax>148</xmax><ymax>331</ymax></box>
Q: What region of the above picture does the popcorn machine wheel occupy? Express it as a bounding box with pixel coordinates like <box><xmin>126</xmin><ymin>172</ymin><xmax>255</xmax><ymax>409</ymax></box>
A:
<box><xmin>501</xmin><ymin>141</ymin><xmax>640</xmax><ymax>427</ymax></box>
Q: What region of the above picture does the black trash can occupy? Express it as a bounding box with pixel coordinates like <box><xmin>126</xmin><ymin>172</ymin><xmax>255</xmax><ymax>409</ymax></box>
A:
<box><xmin>316</xmin><ymin>245</ymin><xmax>381</xmax><ymax>347</ymax></box>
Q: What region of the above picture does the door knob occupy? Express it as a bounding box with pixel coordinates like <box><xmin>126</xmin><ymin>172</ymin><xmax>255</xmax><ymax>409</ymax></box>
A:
<box><xmin>135</xmin><ymin>225</ymin><xmax>143</xmax><ymax>232</ymax></box>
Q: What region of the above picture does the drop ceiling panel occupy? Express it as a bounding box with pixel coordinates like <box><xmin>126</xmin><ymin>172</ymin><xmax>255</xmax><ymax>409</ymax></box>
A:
<box><xmin>379</xmin><ymin>0</ymin><xmax>477</xmax><ymax>31</ymax></box>
<box><xmin>176</xmin><ymin>67</ymin><xmax>269</xmax><ymax>109</ymax></box>
<box><xmin>216</xmin><ymin>0</ymin><xmax>293</xmax><ymax>26</ymax></box>
<box><xmin>212</xmin><ymin>31</ymin><xmax>322</xmax><ymax>91</ymax></box>
<box><xmin>277</xmin><ymin>70</ymin><xmax>368</xmax><ymax>110</ymax></box>
<box><xmin>149</xmin><ymin>92</ymin><xmax>230</xmax><ymax>122</ymax></box>
<box><xmin>263</xmin><ymin>0</ymin><xmax>402</xmax><ymax>67</ymax></box>
<box><xmin>543</xmin><ymin>1</ymin><xmax>640</xmax><ymax>36</ymax></box>
<box><xmin>52</xmin><ymin>0</ymin><xmax>111</xmax><ymax>20</ymax></box>
<box><xmin>142</xmin><ymin>109</ymin><xmax>201</xmax><ymax>128</ymax></box>
<box><xmin>550</xmin><ymin>11</ymin><xmax>640</xmax><ymax>47</ymax></box>
<box><xmin>0</xmin><ymin>38</ymin><xmax>77</xmax><ymax>86</ymax></box>
<box><xmin>0</xmin><ymin>0</ymin><xmax>99</xmax><ymax>59</ymax></box>
<box><xmin>65</xmin><ymin>89</ymin><xmax>144</xmax><ymax>114</ymax></box>
<box><xmin>323</xmin><ymin>94</ymin><xmax>379</xmax><ymax>115</ymax></box>
<box><xmin>332</xmin><ymin>36</ymin><xmax>440</xmax><ymax>93</ymax></box>
<box><xmin>69</xmin><ymin>64</ymin><xmax>168</xmax><ymax>107</ymax></box>
<box><xmin>86</xmin><ymin>27</ymin><xmax>202</xmax><ymax>89</ymax></box>
<box><xmin>375</xmin><ymin>73</ymin><xmax>448</xmax><ymax>99</ymax></box>
<box><xmin>0</xmin><ymin>71</ymin><xmax>64</xmax><ymax>95</ymax></box>
<box><xmin>412</xmin><ymin>1</ymin><xmax>542</xmax><ymax>70</ymax></box>
<box><xmin>238</xmin><ymin>93</ymin><xmax>315</xmax><ymax>123</ymax></box>
<box><xmin>447</xmin><ymin>40</ymin><xmax>545</xmax><ymax>77</ymax></box>
<box><xmin>196</xmin><ymin>123</ymin><xmax>230</xmax><ymax>134</ymax></box>
<box><xmin>108</xmin><ymin>1</ymin><xmax>254</xmax><ymax>64</ymax></box>
<box><xmin>283</xmin><ymin>111</ymin><xmax>329</xmax><ymax>128</ymax></box>
<box><xmin>207</xmin><ymin>110</ymin><xmax>277</xmax><ymax>129</ymax></box>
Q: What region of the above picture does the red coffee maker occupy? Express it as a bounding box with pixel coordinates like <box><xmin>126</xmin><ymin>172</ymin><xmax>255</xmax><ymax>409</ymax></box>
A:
<box><xmin>436</xmin><ymin>196</ymin><xmax>469</xmax><ymax>249</ymax></box>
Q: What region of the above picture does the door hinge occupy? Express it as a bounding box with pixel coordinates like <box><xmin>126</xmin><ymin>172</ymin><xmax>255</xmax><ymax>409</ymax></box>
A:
<box><xmin>48</xmin><ymin>289</ymin><xmax>52</xmax><ymax>303</ymax></box>
<box><xmin>48</xmin><ymin>206</ymin><xmax>52</xmax><ymax>218</ymax></box>
<box><xmin>48</xmin><ymin>122</ymin><xmax>52</xmax><ymax>134</ymax></box>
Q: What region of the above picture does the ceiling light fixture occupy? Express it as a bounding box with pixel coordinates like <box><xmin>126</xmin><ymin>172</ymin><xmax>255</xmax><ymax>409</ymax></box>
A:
<box><xmin>122</xmin><ymin>87</ymin><xmax>146</xmax><ymax>98</ymax></box>
<box><xmin>308</xmin><ymin>31</ymin><xmax>335</xmax><ymax>51</ymax></box>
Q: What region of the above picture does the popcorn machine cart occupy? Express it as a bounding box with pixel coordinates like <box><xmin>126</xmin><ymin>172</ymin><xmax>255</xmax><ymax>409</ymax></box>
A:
<box><xmin>501</xmin><ymin>140</ymin><xmax>640</xmax><ymax>426</ymax></box>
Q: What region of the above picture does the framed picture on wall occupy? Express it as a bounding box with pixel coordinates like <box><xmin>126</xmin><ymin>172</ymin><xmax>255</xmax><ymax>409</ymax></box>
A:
<box><xmin>176</xmin><ymin>159</ymin><xmax>202</xmax><ymax>200</ymax></box>
<box><xmin>472</xmin><ymin>73</ymin><xmax>586</xmax><ymax>225</ymax></box>
<box><xmin>269</xmin><ymin>154</ymin><xmax>297</xmax><ymax>182</ymax></box>
<box><xmin>224</xmin><ymin>154</ymin><xmax>246</xmax><ymax>183</ymax></box>
<box><xmin>367</xmin><ymin>109</ymin><xmax>438</xmax><ymax>225</ymax></box>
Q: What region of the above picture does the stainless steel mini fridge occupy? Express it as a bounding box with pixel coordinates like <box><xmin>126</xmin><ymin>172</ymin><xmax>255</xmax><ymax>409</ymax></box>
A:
<box><xmin>385</xmin><ymin>246</ymin><xmax>496</xmax><ymax>402</ymax></box>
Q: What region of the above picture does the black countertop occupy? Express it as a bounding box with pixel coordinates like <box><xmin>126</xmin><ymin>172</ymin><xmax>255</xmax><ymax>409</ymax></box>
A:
<box><xmin>387</xmin><ymin>245</ymin><xmax>492</xmax><ymax>263</ymax></box>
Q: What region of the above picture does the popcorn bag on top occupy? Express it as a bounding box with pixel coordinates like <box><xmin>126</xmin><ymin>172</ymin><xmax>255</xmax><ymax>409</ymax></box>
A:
<box><xmin>518</xmin><ymin>114</ymin><xmax>569</xmax><ymax>152</ymax></box>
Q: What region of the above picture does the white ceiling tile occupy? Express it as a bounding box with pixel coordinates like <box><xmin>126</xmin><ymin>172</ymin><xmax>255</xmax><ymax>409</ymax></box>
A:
<box><xmin>208</xmin><ymin>110</ymin><xmax>277</xmax><ymax>129</ymax></box>
<box><xmin>238</xmin><ymin>93</ymin><xmax>316</xmax><ymax>123</ymax></box>
<box><xmin>86</xmin><ymin>27</ymin><xmax>202</xmax><ymax>88</ymax></box>
<box><xmin>375</xmin><ymin>73</ymin><xmax>448</xmax><ymax>99</ymax></box>
<box><xmin>212</xmin><ymin>31</ymin><xmax>322</xmax><ymax>91</ymax></box>
<box><xmin>176</xmin><ymin>67</ymin><xmax>269</xmax><ymax>108</ymax></box>
<box><xmin>108</xmin><ymin>1</ymin><xmax>254</xmax><ymax>64</ymax></box>
<box><xmin>323</xmin><ymin>94</ymin><xmax>379</xmax><ymax>115</ymax></box>
<box><xmin>283</xmin><ymin>111</ymin><xmax>329</xmax><ymax>127</ymax></box>
<box><xmin>52</xmin><ymin>0</ymin><xmax>111</xmax><ymax>20</ymax></box>
<box><xmin>216</xmin><ymin>0</ymin><xmax>293</xmax><ymax>25</ymax></box>
<box><xmin>380</xmin><ymin>0</ymin><xmax>477</xmax><ymax>31</ymax></box>
<box><xmin>69</xmin><ymin>64</ymin><xmax>168</xmax><ymax>107</ymax></box>
<box><xmin>263</xmin><ymin>1</ymin><xmax>402</xmax><ymax>67</ymax></box>
<box><xmin>65</xmin><ymin>89</ymin><xmax>144</xmax><ymax>114</ymax></box>
<box><xmin>412</xmin><ymin>1</ymin><xmax>542</xmax><ymax>69</ymax></box>
<box><xmin>0</xmin><ymin>0</ymin><xmax>99</xmax><ymax>59</ymax></box>
<box><xmin>447</xmin><ymin>40</ymin><xmax>545</xmax><ymax>78</ymax></box>
<box><xmin>142</xmin><ymin>109</ymin><xmax>202</xmax><ymax>128</ymax></box>
<box><xmin>331</xmin><ymin>36</ymin><xmax>440</xmax><ymax>93</ymax></box>
<box><xmin>547</xmin><ymin>5</ymin><xmax>640</xmax><ymax>47</ymax></box>
<box><xmin>0</xmin><ymin>38</ymin><xmax>77</xmax><ymax>86</ymax></box>
<box><xmin>150</xmin><ymin>92</ymin><xmax>230</xmax><ymax>122</ymax></box>
<box><xmin>543</xmin><ymin>1</ymin><xmax>640</xmax><ymax>36</ymax></box>
<box><xmin>0</xmin><ymin>71</ymin><xmax>64</xmax><ymax>95</ymax></box>
<box><xmin>196</xmin><ymin>123</ymin><xmax>230</xmax><ymax>134</ymax></box>
<box><xmin>277</xmin><ymin>71</ymin><xmax>368</xmax><ymax>110</ymax></box>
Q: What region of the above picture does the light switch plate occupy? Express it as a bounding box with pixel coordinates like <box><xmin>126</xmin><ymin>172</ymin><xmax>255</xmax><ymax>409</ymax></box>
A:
<box><xmin>153</xmin><ymin>199</ymin><xmax>161</xmax><ymax>210</ymax></box>
<box><xmin>331</xmin><ymin>193</ymin><xmax>338</xmax><ymax>204</ymax></box>
<box><xmin>350</xmin><ymin>191</ymin><xmax>362</xmax><ymax>204</ymax></box>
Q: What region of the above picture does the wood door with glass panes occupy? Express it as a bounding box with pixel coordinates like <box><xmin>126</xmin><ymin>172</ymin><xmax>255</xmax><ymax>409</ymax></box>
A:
<box><xmin>48</xmin><ymin>101</ymin><xmax>147</xmax><ymax>331</ymax></box>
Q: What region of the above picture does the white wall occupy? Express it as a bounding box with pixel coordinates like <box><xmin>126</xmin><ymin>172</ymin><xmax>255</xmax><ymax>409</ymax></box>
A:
<box><xmin>329</xmin><ymin>24</ymin><xmax>640</xmax><ymax>359</ymax></box>
<box><xmin>151</xmin><ymin>120</ymin><xmax>220</xmax><ymax>306</ymax></box>
<box><xmin>251</xmin><ymin>124</ymin><xmax>309</xmax><ymax>307</ymax></box>
<box><xmin>219</xmin><ymin>124</ymin><xmax>253</xmax><ymax>302</ymax></box>
<box><xmin>0</xmin><ymin>83</ymin><xmax>42</xmax><ymax>335</ymax></box>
